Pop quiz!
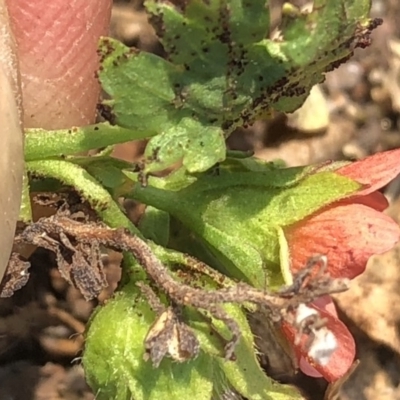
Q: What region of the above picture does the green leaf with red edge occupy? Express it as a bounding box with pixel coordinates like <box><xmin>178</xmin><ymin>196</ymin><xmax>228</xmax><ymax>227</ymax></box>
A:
<box><xmin>129</xmin><ymin>161</ymin><xmax>361</xmax><ymax>289</ymax></box>
<box><xmin>314</xmin><ymin>148</ymin><xmax>400</xmax><ymax>197</ymax></box>
<box><xmin>335</xmin><ymin>148</ymin><xmax>400</xmax><ymax>195</ymax></box>
<box><xmin>279</xmin><ymin>149</ymin><xmax>400</xmax><ymax>282</ymax></box>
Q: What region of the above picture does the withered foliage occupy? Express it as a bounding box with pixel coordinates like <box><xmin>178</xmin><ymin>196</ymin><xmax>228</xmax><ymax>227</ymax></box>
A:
<box><xmin>0</xmin><ymin>253</ymin><xmax>30</xmax><ymax>298</ymax></box>
<box><xmin>138</xmin><ymin>282</ymin><xmax>200</xmax><ymax>367</ymax></box>
<box><xmin>6</xmin><ymin>213</ymin><xmax>349</xmax><ymax>367</ymax></box>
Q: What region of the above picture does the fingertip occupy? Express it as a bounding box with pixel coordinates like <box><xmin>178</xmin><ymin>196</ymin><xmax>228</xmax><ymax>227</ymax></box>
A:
<box><xmin>6</xmin><ymin>0</ymin><xmax>112</xmax><ymax>129</ymax></box>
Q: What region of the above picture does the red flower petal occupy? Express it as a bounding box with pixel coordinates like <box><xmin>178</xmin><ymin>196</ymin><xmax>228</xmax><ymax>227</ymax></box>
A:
<box><xmin>281</xmin><ymin>298</ymin><xmax>355</xmax><ymax>382</ymax></box>
<box><xmin>297</xmin><ymin>296</ymin><xmax>338</xmax><ymax>379</ymax></box>
<box><xmin>285</xmin><ymin>203</ymin><xmax>400</xmax><ymax>279</ymax></box>
<box><xmin>311</xmin><ymin>295</ymin><xmax>338</xmax><ymax>316</ymax></box>
<box><xmin>337</xmin><ymin>149</ymin><xmax>400</xmax><ymax>196</ymax></box>
<box><xmin>299</xmin><ymin>356</ymin><xmax>323</xmax><ymax>378</ymax></box>
<box><xmin>344</xmin><ymin>191</ymin><xmax>388</xmax><ymax>211</ymax></box>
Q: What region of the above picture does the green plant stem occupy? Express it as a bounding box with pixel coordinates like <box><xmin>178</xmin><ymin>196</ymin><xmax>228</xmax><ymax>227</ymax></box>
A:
<box><xmin>26</xmin><ymin>159</ymin><xmax>141</xmax><ymax>233</ymax></box>
<box><xmin>129</xmin><ymin>183</ymin><xmax>179</xmax><ymax>213</ymax></box>
<box><xmin>27</xmin><ymin>158</ymin><xmax>147</xmax><ymax>279</ymax></box>
<box><xmin>25</xmin><ymin>123</ymin><xmax>153</xmax><ymax>161</ymax></box>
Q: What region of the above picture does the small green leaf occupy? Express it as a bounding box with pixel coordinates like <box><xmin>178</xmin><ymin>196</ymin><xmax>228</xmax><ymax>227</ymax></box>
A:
<box><xmin>124</xmin><ymin>166</ymin><xmax>198</xmax><ymax>191</ymax></box>
<box><xmin>143</xmin><ymin>120</ymin><xmax>226</xmax><ymax>174</ymax></box>
<box><xmin>83</xmin><ymin>285</ymin><xmax>214</xmax><ymax>400</ymax></box>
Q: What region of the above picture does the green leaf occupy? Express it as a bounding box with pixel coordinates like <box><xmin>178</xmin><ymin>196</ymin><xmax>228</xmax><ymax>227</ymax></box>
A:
<box><xmin>190</xmin><ymin>304</ymin><xmax>301</xmax><ymax>400</ymax></box>
<box><xmin>130</xmin><ymin>163</ymin><xmax>361</xmax><ymax>288</ymax></box>
<box><xmin>98</xmin><ymin>38</ymin><xmax>226</xmax><ymax>175</ymax></box>
<box><xmin>218</xmin><ymin>306</ymin><xmax>300</xmax><ymax>400</ymax></box>
<box><xmin>83</xmin><ymin>285</ymin><xmax>214</xmax><ymax>400</ymax></box>
<box><xmin>143</xmin><ymin>120</ymin><xmax>226</xmax><ymax>174</ymax></box>
<box><xmin>139</xmin><ymin>206</ymin><xmax>170</xmax><ymax>247</ymax></box>
<box><xmin>83</xmin><ymin>263</ymin><xmax>302</xmax><ymax>400</ymax></box>
<box><xmin>145</xmin><ymin>253</ymin><xmax>301</xmax><ymax>400</ymax></box>
<box><xmin>98</xmin><ymin>0</ymin><xmax>375</xmax><ymax>173</ymax></box>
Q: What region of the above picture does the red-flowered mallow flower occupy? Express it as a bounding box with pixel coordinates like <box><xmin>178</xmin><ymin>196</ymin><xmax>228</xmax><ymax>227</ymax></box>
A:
<box><xmin>282</xmin><ymin>149</ymin><xmax>400</xmax><ymax>382</ymax></box>
<box><xmin>130</xmin><ymin>145</ymin><xmax>400</xmax><ymax>382</ymax></box>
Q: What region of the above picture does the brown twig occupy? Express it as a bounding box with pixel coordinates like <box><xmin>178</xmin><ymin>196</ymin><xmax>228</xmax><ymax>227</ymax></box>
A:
<box><xmin>17</xmin><ymin>215</ymin><xmax>350</xmax><ymax>364</ymax></box>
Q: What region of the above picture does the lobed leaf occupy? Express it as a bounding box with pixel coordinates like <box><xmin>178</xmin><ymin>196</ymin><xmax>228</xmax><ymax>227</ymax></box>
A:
<box><xmin>98</xmin><ymin>0</ymin><xmax>376</xmax><ymax>173</ymax></box>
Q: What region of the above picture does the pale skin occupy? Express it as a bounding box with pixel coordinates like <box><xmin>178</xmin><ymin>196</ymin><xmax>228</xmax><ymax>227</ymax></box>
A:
<box><xmin>0</xmin><ymin>0</ymin><xmax>112</xmax><ymax>279</ymax></box>
<box><xmin>7</xmin><ymin>0</ymin><xmax>112</xmax><ymax>129</ymax></box>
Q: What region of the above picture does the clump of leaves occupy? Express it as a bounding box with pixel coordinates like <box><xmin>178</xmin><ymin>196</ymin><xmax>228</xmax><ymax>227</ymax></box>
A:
<box><xmin>13</xmin><ymin>1</ymin><xmax>389</xmax><ymax>400</ymax></box>
<box><xmin>98</xmin><ymin>0</ymin><xmax>378</xmax><ymax>176</ymax></box>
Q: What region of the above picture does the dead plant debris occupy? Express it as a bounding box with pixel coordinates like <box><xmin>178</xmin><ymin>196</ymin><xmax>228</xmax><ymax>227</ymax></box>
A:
<box><xmin>0</xmin><ymin>253</ymin><xmax>30</xmax><ymax>298</ymax></box>
<box><xmin>10</xmin><ymin>213</ymin><xmax>350</xmax><ymax>367</ymax></box>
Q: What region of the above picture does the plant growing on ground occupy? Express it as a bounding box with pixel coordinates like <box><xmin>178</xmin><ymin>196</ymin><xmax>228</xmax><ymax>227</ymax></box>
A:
<box><xmin>5</xmin><ymin>1</ymin><xmax>400</xmax><ymax>399</ymax></box>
